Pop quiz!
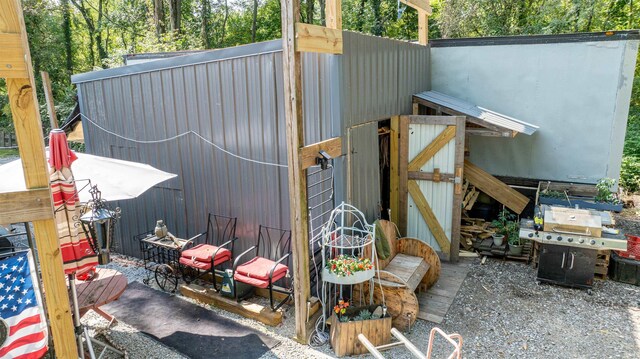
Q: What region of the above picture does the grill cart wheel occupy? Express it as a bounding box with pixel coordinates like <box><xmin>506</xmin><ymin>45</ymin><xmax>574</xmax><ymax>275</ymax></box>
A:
<box><xmin>155</xmin><ymin>264</ymin><xmax>178</xmax><ymax>292</ymax></box>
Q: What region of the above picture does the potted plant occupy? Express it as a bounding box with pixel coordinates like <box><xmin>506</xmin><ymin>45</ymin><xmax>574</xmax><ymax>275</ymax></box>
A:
<box><xmin>491</xmin><ymin>209</ymin><xmax>520</xmax><ymax>251</ymax></box>
<box><xmin>330</xmin><ymin>300</ymin><xmax>391</xmax><ymax>356</ymax></box>
<box><xmin>323</xmin><ymin>255</ymin><xmax>375</xmax><ymax>285</ymax></box>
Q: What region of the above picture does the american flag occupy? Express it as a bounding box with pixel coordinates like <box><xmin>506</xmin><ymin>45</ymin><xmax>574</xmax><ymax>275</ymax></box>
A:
<box><xmin>0</xmin><ymin>251</ymin><xmax>48</xmax><ymax>359</ymax></box>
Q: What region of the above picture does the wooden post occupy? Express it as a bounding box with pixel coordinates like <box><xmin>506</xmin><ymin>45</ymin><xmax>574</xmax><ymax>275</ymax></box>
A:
<box><xmin>281</xmin><ymin>0</ymin><xmax>311</xmax><ymax>343</ymax></box>
<box><xmin>418</xmin><ymin>9</ymin><xmax>428</xmax><ymax>45</ymax></box>
<box><xmin>326</xmin><ymin>0</ymin><xmax>342</xmax><ymax>29</ymax></box>
<box><xmin>389</xmin><ymin>116</ymin><xmax>400</xmax><ymax>225</ymax></box>
<box><xmin>41</xmin><ymin>71</ymin><xmax>58</xmax><ymax>129</ymax></box>
<box><xmin>1</xmin><ymin>1</ymin><xmax>79</xmax><ymax>357</ymax></box>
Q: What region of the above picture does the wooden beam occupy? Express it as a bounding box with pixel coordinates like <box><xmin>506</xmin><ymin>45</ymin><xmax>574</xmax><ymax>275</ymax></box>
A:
<box><xmin>2</xmin><ymin>0</ymin><xmax>79</xmax><ymax>356</ymax></box>
<box><xmin>41</xmin><ymin>71</ymin><xmax>58</xmax><ymax>129</ymax></box>
<box><xmin>408</xmin><ymin>180</ymin><xmax>451</xmax><ymax>254</ymax></box>
<box><xmin>325</xmin><ymin>0</ymin><xmax>342</xmax><ymax>29</ymax></box>
<box><xmin>0</xmin><ymin>189</ymin><xmax>53</xmax><ymax>224</ymax></box>
<box><xmin>450</xmin><ymin>117</ymin><xmax>466</xmax><ymax>262</ymax></box>
<box><xmin>295</xmin><ymin>23</ymin><xmax>342</xmax><ymax>54</ymax></box>
<box><xmin>400</xmin><ymin>0</ymin><xmax>432</xmax><ymax>14</ymax></box>
<box><xmin>407</xmin><ymin>126</ymin><xmax>455</xmax><ymax>172</ymax></box>
<box><xmin>389</xmin><ymin>116</ymin><xmax>400</xmax><ymax>225</ymax></box>
<box><xmin>299</xmin><ymin>137</ymin><xmax>342</xmax><ymax>170</ymax></box>
<box><xmin>281</xmin><ymin>0</ymin><xmax>311</xmax><ymax>343</ymax></box>
<box><xmin>405</xmin><ymin>115</ymin><xmax>458</xmax><ymax>126</ymax></box>
<box><xmin>418</xmin><ymin>9</ymin><xmax>429</xmax><ymax>45</ymax></box>
<box><xmin>412</xmin><ymin>96</ymin><xmax>509</xmax><ymax>134</ymax></box>
<box><xmin>0</xmin><ymin>33</ymin><xmax>29</xmax><ymax>78</ymax></box>
<box><xmin>466</xmin><ymin>128</ymin><xmax>512</xmax><ymax>137</ymax></box>
<box><xmin>180</xmin><ymin>284</ymin><xmax>283</xmax><ymax>326</ymax></box>
<box><xmin>464</xmin><ymin>160</ymin><xmax>530</xmax><ymax>214</ymax></box>
<box><xmin>409</xmin><ymin>171</ymin><xmax>454</xmax><ymax>182</ymax></box>
<box><xmin>398</xmin><ymin>115</ymin><xmax>410</xmax><ymax>236</ymax></box>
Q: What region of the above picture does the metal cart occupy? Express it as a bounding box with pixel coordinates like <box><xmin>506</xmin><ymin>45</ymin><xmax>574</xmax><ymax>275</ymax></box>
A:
<box><xmin>137</xmin><ymin>233</ymin><xmax>195</xmax><ymax>292</ymax></box>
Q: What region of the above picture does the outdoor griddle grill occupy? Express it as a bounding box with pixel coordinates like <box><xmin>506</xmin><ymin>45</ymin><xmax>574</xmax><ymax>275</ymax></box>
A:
<box><xmin>520</xmin><ymin>205</ymin><xmax>627</xmax><ymax>290</ymax></box>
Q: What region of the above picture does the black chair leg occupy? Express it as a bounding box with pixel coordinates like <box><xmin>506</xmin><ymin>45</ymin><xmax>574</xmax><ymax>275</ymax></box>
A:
<box><xmin>268</xmin><ymin>284</ymin><xmax>292</xmax><ymax>311</ymax></box>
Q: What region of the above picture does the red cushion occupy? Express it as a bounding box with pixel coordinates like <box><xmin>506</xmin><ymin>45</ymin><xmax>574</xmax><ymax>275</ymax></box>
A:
<box><xmin>235</xmin><ymin>257</ymin><xmax>288</xmax><ymax>281</ymax></box>
<box><xmin>234</xmin><ymin>270</ymin><xmax>287</xmax><ymax>289</ymax></box>
<box><xmin>179</xmin><ymin>252</ymin><xmax>231</xmax><ymax>270</ymax></box>
<box><xmin>182</xmin><ymin>244</ymin><xmax>231</xmax><ymax>262</ymax></box>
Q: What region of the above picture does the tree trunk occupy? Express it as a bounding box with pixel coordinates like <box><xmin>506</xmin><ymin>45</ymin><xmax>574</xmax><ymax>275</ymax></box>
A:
<box><xmin>356</xmin><ymin>0</ymin><xmax>366</xmax><ymax>31</ymax></box>
<box><xmin>202</xmin><ymin>0</ymin><xmax>211</xmax><ymax>47</ymax></box>
<box><xmin>96</xmin><ymin>0</ymin><xmax>108</xmax><ymax>68</ymax></box>
<box><xmin>251</xmin><ymin>0</ymin><xmax>258</xmax><ymax>42</ymax></box>
<box><xmin>169</xmin><ymin>0</ymin><xmax>182</xmax><ymax>33</ymax></box>
<box><xmin>220</xmin><ymin>0</ymin><xmax>228</xmax><ymax>45</ymax></box>
<box><xmin>154</xmin><ymin>0</ymin><xmax>165</xmax><ymax>36</ymax></box>
<box><xmin>371</xmin><ymin>0</ymin><xmax>382</xmax><ymax>36</ymax></box>
<box><xmin>306</xmin><ymin>0</ymin><xmax>314</xmax><ymax>24</ymax></box>
<box><xmin>319</xmin><ymin>0</ymin><xmax>325</xmax><ymax>26</ymax></box>
<box><xmin>61</xmin><ymin>0</ymin><xmax>73</xmax><ymax>74</ymax></box>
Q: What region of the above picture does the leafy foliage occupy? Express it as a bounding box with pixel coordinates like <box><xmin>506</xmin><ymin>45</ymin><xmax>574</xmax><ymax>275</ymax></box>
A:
<box><xmin>491</xmin><ymin>209</ymin><xmax>520</xmax><ymax>246</ymax></box>
<box><xmin>595</xmin><ymin>178</ymin><xmax>620</xmax><ymax>203</ymax></box>
<box><xmin>0</xmin><ymin>0</ymin><xmax>636</xmax><ymax>186</ymax></box>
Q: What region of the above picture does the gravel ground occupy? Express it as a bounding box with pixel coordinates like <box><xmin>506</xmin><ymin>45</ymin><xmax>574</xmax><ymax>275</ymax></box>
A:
<box><xmin>80</xmin><ymin>253</ymin><xmax>640</xmax><ymax>359</ymax></box>
<box><xmin>3</xmin><ymin>218</ymin><xmax>640</xmax><ymax>358</ymax></box>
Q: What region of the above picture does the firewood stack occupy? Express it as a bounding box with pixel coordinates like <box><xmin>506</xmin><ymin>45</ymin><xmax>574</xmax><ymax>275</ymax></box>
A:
<box><xmin>460</xmin><ymin>217</ymin><xmax>495</xmax><ymax>250</ymax></box>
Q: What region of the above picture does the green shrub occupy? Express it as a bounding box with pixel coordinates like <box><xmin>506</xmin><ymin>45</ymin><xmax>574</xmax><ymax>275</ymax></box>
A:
<box><xmin>620</xmin><ymin>156</ymin><xmax>640</xmax><ymax>193</ymax></box>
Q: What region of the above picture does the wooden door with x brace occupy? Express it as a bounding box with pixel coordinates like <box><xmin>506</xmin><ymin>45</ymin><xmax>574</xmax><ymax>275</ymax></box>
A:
<box><xmin>398</xmin><ymin>115</ymin><xmax>466</xmax><ymax>261</ymax></box>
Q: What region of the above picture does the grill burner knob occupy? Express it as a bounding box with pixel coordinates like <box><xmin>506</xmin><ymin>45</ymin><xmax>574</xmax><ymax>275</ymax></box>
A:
<box><xmin>528</xmin><ymin>233</ymin><xmax>534</xmax><ymax>238</ymax></box>
<box><xmin>590</xmin><ymin>239</ymin><xmax>596</xmax><ymax>245</ymax></box>
<box><xmin>557</xmin><ymin>236</ymin><xmax>563</xmax><ymax>241</ymax></box>
<box><xmin>579</xmin><ymin>238</ymin><xmax>585</xmax><ymax>244</ymax></box>
<box><xmin>546</xmin><ymin>235</ymin><xmax>552</xmax><ymax>240</ymax></box>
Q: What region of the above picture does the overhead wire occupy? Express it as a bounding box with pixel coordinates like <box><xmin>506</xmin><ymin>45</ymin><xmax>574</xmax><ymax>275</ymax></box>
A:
<box><xmin>79</xmin><ymin>113</ymin><xmax>288</xmax><ymax>168</ymax></box>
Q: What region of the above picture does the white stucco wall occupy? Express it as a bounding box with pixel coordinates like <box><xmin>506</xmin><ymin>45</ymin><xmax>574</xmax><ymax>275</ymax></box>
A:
<box><xmin>431</xmin><ymin>39</ymin><xmax>639</xmax><ymax>184</ymax></box>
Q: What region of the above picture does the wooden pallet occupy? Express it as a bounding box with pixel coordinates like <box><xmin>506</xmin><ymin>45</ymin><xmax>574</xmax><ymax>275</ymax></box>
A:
<box><xmin>594</xmin><ymin>249</ymin><xmax>610</xmax><ymax>279</ymax></box>
<box><xmin>473</xmin><ymin>238</ymin><xmax>532</xmax><ymax>263</ymax></box>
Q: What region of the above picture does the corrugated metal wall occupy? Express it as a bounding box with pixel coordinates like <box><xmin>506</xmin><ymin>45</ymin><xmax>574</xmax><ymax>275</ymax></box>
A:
<box><xmin>76</xmin><ymin>45</ymin><xmax>340</xmax><ymax>257</ymax></box>
<box><xmin>341</xmin><ymin>32</ymin><xmax>430</xmax><ymax>220</ymax></box>
<box><xmin>73</xmin><ymin>32</ymin><xmax>430</xmax><ymax>258</ymax></box>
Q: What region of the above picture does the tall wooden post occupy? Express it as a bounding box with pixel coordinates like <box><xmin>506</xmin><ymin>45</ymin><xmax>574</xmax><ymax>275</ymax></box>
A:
<box><xmin>1</xmin><ymin>1</ymin><xmax>79</xmax><ymax>357</ymax></box>
<box><xmin>41</xmin><ymin>71</ymin><xmax>59</xmax><ymax>129</ymax></box>
<box><xmin>281</xmin><ymin>0</ymin><xmax>311</xmax><ymax>343</ymax></box>
<box><xmin>418</xmin><ymin>9</ymin><xmax>429</xmax><ymax>45</ymax></box>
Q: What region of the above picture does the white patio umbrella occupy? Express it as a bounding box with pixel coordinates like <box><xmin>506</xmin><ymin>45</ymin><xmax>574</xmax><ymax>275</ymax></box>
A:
<box><xmin>0</xmin><ymin>151</ymin><xmax>176</xmax><ymax>203</ymax></box>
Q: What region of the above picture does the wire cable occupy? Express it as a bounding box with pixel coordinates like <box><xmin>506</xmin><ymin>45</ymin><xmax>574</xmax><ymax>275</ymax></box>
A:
<box><xmin>80</xmin><ymin>113</ymin><xmax>288</xmax><ymax>168</ymax></box>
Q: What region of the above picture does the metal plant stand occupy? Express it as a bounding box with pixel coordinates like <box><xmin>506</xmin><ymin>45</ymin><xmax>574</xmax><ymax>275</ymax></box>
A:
<box><xmin>319</xmin><ymin>202</ymin><xmax>380</xmax><ymax>331</ymax></box>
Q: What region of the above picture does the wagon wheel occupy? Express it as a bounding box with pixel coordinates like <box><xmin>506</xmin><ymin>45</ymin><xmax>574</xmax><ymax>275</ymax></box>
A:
<box><xmin>155</xmin><ymin>264</ymin><xmax>178</xmax><ymax>292</ymax></box>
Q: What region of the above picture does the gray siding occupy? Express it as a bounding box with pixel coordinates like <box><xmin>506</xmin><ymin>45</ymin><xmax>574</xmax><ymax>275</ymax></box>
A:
<box><xmin>430</xmin><ymin>39</ymin><xmax>639</xmax><ymax>184</ymax></box>
<box><xmin>342</xmin><ymin>32</ymin><xmax>431</xmax><ymax>128</ymax></box>
<box><xmin>74</xmin><ymin>32</ymin><xmax>430</xmax><ymax>257</ymax></box>
<box><xmin>341</xmin><ymin>32</ymin><xmax>430</xmax><ymax>219</ymax></box>
<box><xmin>77</xmin><ymin>49</ymin><xmax>340</xmax><ymax>257</ymax></box>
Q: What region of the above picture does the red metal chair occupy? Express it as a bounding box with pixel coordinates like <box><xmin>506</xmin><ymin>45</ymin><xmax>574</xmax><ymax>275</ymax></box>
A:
<box><xmin>179</xmin><ymin>214</ymin><xmax>237</xmax><ymax>291</ymax></box>
<box><xmin>233</xmin><ymin>225</ymin><xmax>292</xmax><ymax>311</ymax></box>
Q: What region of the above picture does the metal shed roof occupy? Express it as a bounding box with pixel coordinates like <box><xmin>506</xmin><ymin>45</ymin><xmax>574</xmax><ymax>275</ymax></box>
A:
<box><xmin>413</xmin><ymin>90</ymin><xmax>539</xmax><ymax>136</ymax></box>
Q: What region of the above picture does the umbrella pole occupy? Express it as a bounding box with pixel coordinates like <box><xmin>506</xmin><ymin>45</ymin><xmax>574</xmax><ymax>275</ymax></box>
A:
<box><xmin>69</xmin><ymin>274</ymin><xmax>124</xmax><ymax>359</ymax></box>
<box><xmin>69</xmin><ymin>274</ymin><xmax>87</xmax><ymax>359</ymax></box>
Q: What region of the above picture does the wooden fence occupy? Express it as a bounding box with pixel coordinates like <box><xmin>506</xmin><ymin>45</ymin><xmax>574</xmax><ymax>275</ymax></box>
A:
<box><xmin>0</xmin><ymin>131</ymin><xmax>17</xmax><ymax>148</ymax></box>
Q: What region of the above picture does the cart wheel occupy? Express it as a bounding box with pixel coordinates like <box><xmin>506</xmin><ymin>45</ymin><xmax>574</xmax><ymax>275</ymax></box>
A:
<box><xmin>155</xmin><ymin>264</ymin><xmax>178</xmax><ymax>293</ymax></box>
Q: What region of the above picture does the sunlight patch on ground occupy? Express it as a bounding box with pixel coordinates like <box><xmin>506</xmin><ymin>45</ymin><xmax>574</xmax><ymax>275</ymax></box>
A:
<box><xmin>630</xmin><ymin>306</ymin><xmax>640</xmax><ymax>353</ymax></box>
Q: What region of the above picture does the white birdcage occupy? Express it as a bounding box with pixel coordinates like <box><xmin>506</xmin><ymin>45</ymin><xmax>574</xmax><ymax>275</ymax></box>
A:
<box><xmin>319</xmin><ymin>202</ymin><xmax>380</xmax><ymax>330</ymax></box>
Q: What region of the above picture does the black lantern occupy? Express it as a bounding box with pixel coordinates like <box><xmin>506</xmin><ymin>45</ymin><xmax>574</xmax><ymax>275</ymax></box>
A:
<box><xmin>80</xmin><ymin>186</ymin><xmax>120</xmax><ymax>265</ymax></box>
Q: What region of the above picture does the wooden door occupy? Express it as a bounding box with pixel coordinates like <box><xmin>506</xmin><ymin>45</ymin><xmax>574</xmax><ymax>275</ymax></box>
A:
<box><xmin>397</xmin><ymin>115</ymin><xmax>465</xmax><ymax>261</ymax></box>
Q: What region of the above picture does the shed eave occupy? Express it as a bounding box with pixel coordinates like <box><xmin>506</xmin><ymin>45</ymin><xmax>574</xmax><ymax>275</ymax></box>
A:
<box><xmin>413</xmin><ymin>91</ymin><xmax>539</xmax><ymax>136</ymax></box>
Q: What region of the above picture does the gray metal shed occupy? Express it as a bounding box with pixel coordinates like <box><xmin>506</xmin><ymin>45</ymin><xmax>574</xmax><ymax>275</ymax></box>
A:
<box><xmin>71</xmin><ymin>31</ymin><xmax>430</xmax><ymax>258</ymax></box>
